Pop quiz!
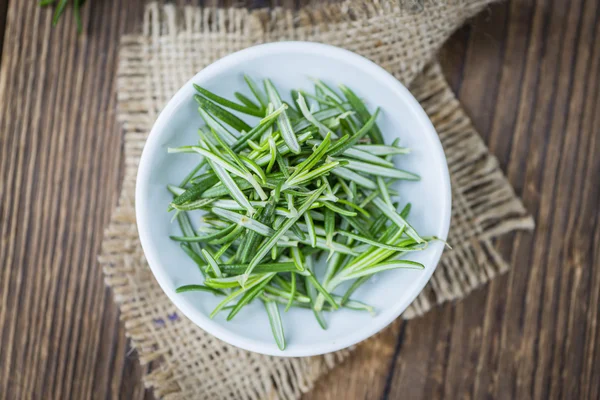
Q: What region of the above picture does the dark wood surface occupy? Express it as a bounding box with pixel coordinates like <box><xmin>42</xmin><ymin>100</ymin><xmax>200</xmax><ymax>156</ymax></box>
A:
<box><xmin>1</xmin><ymin>0</ymin><xmax>599</xmax><ymax>399</ymax></box>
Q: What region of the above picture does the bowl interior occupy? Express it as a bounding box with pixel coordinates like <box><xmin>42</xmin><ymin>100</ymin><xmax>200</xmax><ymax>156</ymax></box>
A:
<box><xmin>136</xmin><ymin>42</ymin><xmax>451</xmax><ymax>356</ymax></box>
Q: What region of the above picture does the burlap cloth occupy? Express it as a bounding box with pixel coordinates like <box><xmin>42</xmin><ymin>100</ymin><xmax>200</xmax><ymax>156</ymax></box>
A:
<box><xmin>99</xmin><ymin>1</ymin><xmax>535</xmax><ymax>398</ymax></box>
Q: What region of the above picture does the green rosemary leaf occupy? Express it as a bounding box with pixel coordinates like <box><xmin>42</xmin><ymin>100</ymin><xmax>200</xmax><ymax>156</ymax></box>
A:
<box><xmin>304</xmin><ymin>211</ymin><xmax>317</xmax><ymax>248</ymax></box>
<box><xmin>211</xmin><ymin>208</ymin><xmax>276</xmax><ymax>237</ymax></box>
<box><xmin>306</xmin><ymin>269</ymin><xmax>338</xmax><ymax>310</ymax></box>
<box><xmin>313</xmin><ymin>79</ymin><xmax>343</xmax><ymax>104</ymax></box>
<box><xmin>342</xmin><ymin>147</ymin><xmax>394</xmax><ymax>167</ymax></box>
<box><xmin>219</xmin><ymin>262</ymin><xmax>299</xmax><ymax>276</ymax></box>
<box><xmin>175</xmin><ymin>284</ymin><xmax>223</xmax><ymax>295</ymax></box>
<box><xmin>195</xmin><ymin>94</ymin><xmax>252</xmax><ymax>132</ymax></box>
<box><xmin>176</xmin><ymin>212</ymin><xmax>203</xmax><ymax>259</ymax></box>
<box><xmin>264</xmin><ymin>284</ymin><xmax>311</xmax><ymax>303</ymax></box>
<box><xmin>340</xmin><ymin>230</ymin><xmax>425</xmax><ymax>252</ymax></box>
<box><xmin>52</xmin><ymin>0</ymin><xmax>69</xmax><ymax>26</ymax></box>
<box><xmin>372</xmin><ymin>197</ymin><xmax>424</xmax><ymax>243</ymax></box>
<box><xmin>264</xmin><ymin>300</ymin><xmax>286</xmax><ymax>350</ymax></box>
<box><xmin>264</xmin><ymin>79</ymin><xmax>300</xmax><ymax>154</ymax></box>
<box><xmin>235</xmin><ymin>92</ymin><xmax>262</xmax><ymax>110</ymax></box>
<box><xmin>227</xmin><ymin>275</ymin><xmax>274</xmax><ymax>320</ymax></box>
<box><xmin>244</xmin><ymin>75</ymin><xmax>269</xmax><ymax>109</ymax></box>
<box><xmin>328</xmin><ymin>108</ymin><xmax>380</xmax><ymax>156</ymax></box>
<box><xmin>296</xmin><ymin>93</ymin><xmax>337</xmax><ymax>139</ymax></box>
<box><xmin>170</xmin><ymin>224</ymin><xmax>235</xmax><ymax>243</ymax></box>
<box><xmin>209</xmin><ymin>161</ymin><xmax>256</xmax><ymax>215</ymax></box>
<box><xmin>336</xmin><ymin>198</ymin><xmax>371</xmax><ymax>218</ymax></box>
<box><xmin>342</xmin><ymin>260</ymin><xmax>425</xmax><ymax>280</ymax></box>
<box><xmin>339</xmin><ymin>84</ymin><xmax>384</xmax><ymax>144</ymax></box>
<box><xmin>340</xmin><ymin>276</ymin><xmax>370</xmax><ymax>305</ymax></box>
<box><xmin>339</xmin><ymin>158</ymin><xmax>420</xmax><ymax>180</ymax></box>
<box><xmin>377</xmin><ymin>177</ymin><xmax>394</xmax><ymax>208</ymax></box>
<box><xmin>171</xmin><ymin>198</ymin><xmax>215</xmax><ymax>211</ymax></box>
<box><xmin>210</xmin><ymin>273</ymin><xmax>275</xmax><ymax>318</ymax></box>
<box><xmin>197</xmin><ymin>107</ymin><xmax>239</xmax><ymax>145</ymax></box>
<box><xmin>304</xmin><ymin>258</ymin><xmax>327</xmax><ymax>329</ymax></box>
<box><xmin>202</xmin><ymin>249</ymin><xmax>223</xmax><ymax>278</ymax></box>
<box><xmin>194</xmin><ymin>84</ymin><xmax>264</xmax><ymax>117</ymax></box>
<box><xmin>283</xmin><ymin>161</ymin><xmax>340</xmax><ymax>189</ymax></box>
<box><xmin>324</xmin><ymin>208</ymin><xmax>335</xmax><ymax>246</ymax></box>
<box><xmin>285</xmin><ymin>272</ymin><xmax>297</xmax><ymax>312</ymax></box>
<box><xmin>322</xmin><ymin>201</ymin><xmax>357</xmax><ymax>217</ymax></box>
<box><xmin>331</xmin><ymin>167</ymin><xmax>377</xmax><ymax>189</ymax></box>
<box><xmin>353</xmin><ymin>144</ymin><xmax>410</xmax><ymax>156</ymax></box>
<box><xmin>231</xmin><ymin>119</ymin><xmax>276</xmax><ymax>153</ymax></box>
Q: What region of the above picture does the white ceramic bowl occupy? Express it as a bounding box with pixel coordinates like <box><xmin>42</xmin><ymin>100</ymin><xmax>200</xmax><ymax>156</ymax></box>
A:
<box><xmin>136</xmin><ymin>42</ymin><xmax>451</xmax><ymax>357</ymax></box>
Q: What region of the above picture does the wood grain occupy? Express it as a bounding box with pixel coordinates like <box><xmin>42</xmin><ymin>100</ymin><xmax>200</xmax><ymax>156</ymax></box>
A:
<box><xmin>0</xmin><ymin>0</ymin><xmax>598</xmax><ymax>399</ymax></box>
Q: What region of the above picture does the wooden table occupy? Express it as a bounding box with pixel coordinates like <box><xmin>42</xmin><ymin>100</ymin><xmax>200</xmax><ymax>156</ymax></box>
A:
<box><xmin>1</xmin><ymin>0</ymin><xmax>599</xmax><ymax>399</ymax></box>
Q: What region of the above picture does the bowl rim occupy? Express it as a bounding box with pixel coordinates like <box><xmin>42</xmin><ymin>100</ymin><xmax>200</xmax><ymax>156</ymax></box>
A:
<box><xmin>136</xmin><ymin>41</ymin><xmax>452</xmax><ymax>357</ymax></box>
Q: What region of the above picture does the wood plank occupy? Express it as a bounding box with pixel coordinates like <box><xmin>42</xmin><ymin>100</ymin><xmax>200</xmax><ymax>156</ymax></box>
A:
<box><xmin>0</xmin><ymin>0</ymin><xmax>8</xmax><ymax>59</ymax></box>
<box><xmin>309</xmin><ymin>320</ymin><xmax>403</xmax><ymax>400</ymax></box>
<box><xmin>0</xmin><ymin>0</ymin><xmax>149</xmax><ymax>399</ymax></box>
<box><xmin>314</xmin><ymin>0</ymin><xmax>600</xmax><ymax>398</ymax></box>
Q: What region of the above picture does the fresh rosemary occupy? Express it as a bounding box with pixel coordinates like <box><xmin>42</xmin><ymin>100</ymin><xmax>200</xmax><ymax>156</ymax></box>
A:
<box><xmin>167</xmin><ymin>76</ymin><xmax>438</xmax><ymax>350</ymax></box>
<box><xmin>40</xmin><ymin>0</ymin><xmax>86</xmax><ymax>32</ymax></box>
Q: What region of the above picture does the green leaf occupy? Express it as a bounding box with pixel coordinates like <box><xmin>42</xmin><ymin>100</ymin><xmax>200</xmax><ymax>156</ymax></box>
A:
<box><xmin>244</xmin><ymin>75</ymin><xmax>269</xmax><ymax>109</ymax></box>
<box><xmin>296</xmin><ymin>93</ymin><xmax>337</xmax><ymax>139</ymax></box>
<box><xmin>209</xmin><ymin>161</ymin><xmax>256</xmax><ymax>215</ymax></box>
<box><xmin>202</xmin><ymin>249</ymin><xmax>223</xmax><ymax>278</ymax></box>
<box><xmin>235</xmin><ymin>92</ymin><xmax>262</xmax><ymax>110</ymax></box>
<box><xmin>331</xmin><ymin>167</ymin><xmax>377</xmax><ymax>189</ymax></box>
<box><xmin>227</xmin><ymin>275</ymin><xmax>274</xmax><ymax>320</ymax></box>
<box><xmin>169</xmin><ymin>224</ymin><xmax>235</xmax><ymax>243</ymax></box>
<box><xmin>194</xmin><ymin>84</ymin><xmax>264</xmax><ymax>117</ymax></box>
<box><xmin>304</xmin><ymin>259</ymin><xmax>327</xmax><ymax>329</ymax></box>
<box><xmin>304</xmin><ymin>211</ymin><xmax>317</xmax><ymax>248</ymax></box>
<box><xmin>264</xmin><ymin>300</ymin><xmax>286</xmax><ymax>350</ymax></box>
<box><xmin>313</xmin><ymin>79</ymin><xmax>343</xmax><ymax>103</ymax></box>
<box><xmin>339</xmin><ymin>84</ymin><xmax>384</xmax><ymax>144</ymax></box>
<box><xmin>340</xmin><ymin>230</ymin><xmax>427</xmax><ymax>252</ymax></box>
<box><xmin>220</xmin><ymin>262</ymin><xmax>300</xmax><ymax>276</ymax></box>
<box><xmin>197</xmin><ymin>108</ymin><xmax>239</xmax><ymax>145</ymax></box>
<box><xmin>286</xmin><ymin>132</ymin><xmax>332</xmax><ymax>183</ymax></box>
<box><xmin>210</xmin><ymin>273</ymin><xmax>275</xmax><ymax>318</ymax></box>
<box><xmin>171</xmin><ymin>198</ymin><xmax>215</xmax><ymax>211</ymax></box>
<box><xmin>169</xmin><ymin>173</ymin><xmax>219</xmax><ymax>208</ymax></box>
<box><xmin>342</xmin><ymin>260</ymin><xmax>425</xmax><ymax>280</ymax></box>
<box><xmin>175</xmin><ymin>284</ymin><xmax>223</xmax><ymax>295</ymax></box>
<box><xmin>324</xmin><ymin>208</ymin><xmax>335</xmax><ymax>247</ymax></box>
<box><xmin>52</xmin><ymin>0</ymin><xmax>69</xmax><ymax>26</ymax></box>
<box><xmin>211</xmin><ymin>208</ymin><xmax>276</xmax><ymax>237</ymax></box>
<box><xmin>285</xmin><ymin>273</ymin><xmax>297</xmax><ymax>312</ymax></box>
<box><xmin>342</xmin><ymin>147</ymin><xmax>394</xmax><ymax>167</ymax></box>
<box><xmin>372</xmin><ymin>197</ymin><xmax>424</xmax><ymax>243</ymax></box>
<box><xmin>353</xmin><ymin>144</ymin><xmax>410</xmax><ymax>156</ymax></box>
<box><xmin>328</xmin><ymin>108</ymin><xmax>381</xmax><ymax>156</ymax></box>
<box><xmin>195</xmin><ymin>94</ymin><xmax>252</xmax><ymax>132</ymax></box>
<box><xmin>339</xmin><ymin>158</ymin><xmax>420</xmax><ymax>180</ymax></box>
<box><xmin>176</xmin><ymin>212</ymin><xmax>203</xmax><ymax>265</ymax></box>
<box><xmin>264</xmin><ymin>79</ymin><xmax>300</xmax><ymax>154</ymax></box>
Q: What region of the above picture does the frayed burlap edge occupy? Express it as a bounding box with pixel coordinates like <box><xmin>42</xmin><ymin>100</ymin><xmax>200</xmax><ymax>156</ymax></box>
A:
<box><xmin>99</xmin><ymin>1</ymin><xmax>533</xmax><ymax>399</ymax></box>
